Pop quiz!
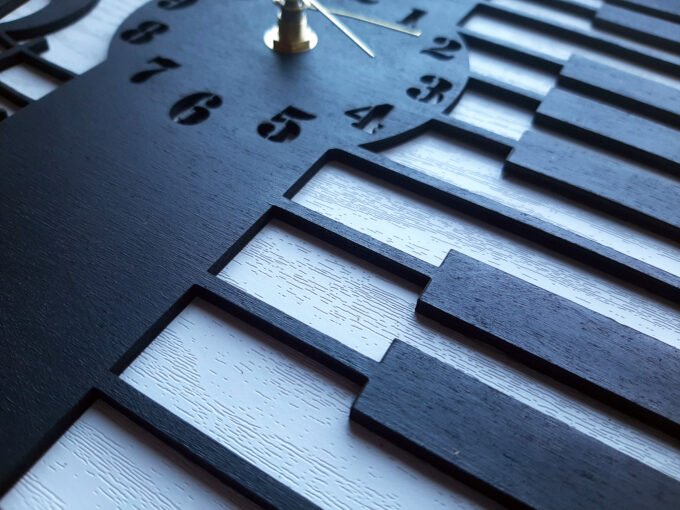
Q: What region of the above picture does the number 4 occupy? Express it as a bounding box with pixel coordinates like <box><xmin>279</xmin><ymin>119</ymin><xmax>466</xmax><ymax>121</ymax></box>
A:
<box><xmin>345</xmin><ymin>104</ymin><xmax>394</xmax><ymax>134</ymax></box>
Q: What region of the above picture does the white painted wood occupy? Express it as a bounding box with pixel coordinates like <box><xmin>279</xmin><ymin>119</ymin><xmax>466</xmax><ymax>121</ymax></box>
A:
<box><xmin>121</xmin><ymin>299</ymin><xmax>497</xmax><ymax>510</ymax></box>
<box><xmin>0</xmin><ymin>401</ymin><xmax>260</xmax><ymax>510</ymax></box>
<box><xmin>448</xmin><ymin>87</ymin><xmax>535</xmax><ymax>139</ymax></box>
<box><xmin>39</xmin><ymin>0</ymin><xmax>149</xmax><ymax>73</ymax></box>
<box><xmin>380</xmin><ymin>131</ymin><xmax>680</xmax><ymax>277</ymax></box>
<box><xmin>0</xmin><ymin>0</ymin><xmax>50</xmax><ymax>23</ymax></box>
<box><xmin>467</xmin><ymin>43</ymin><xmax>557</xmax><ymax>95</ymax></box>
<box><xmin>217</xmin><ymin>220</ymin><xmax>680</xmax><ymax>480</ymax></box>
<box><xmin>462</xmin><ymin>10</ymin><xmax>680</xmax><ymax>88</ymax></box>
<box><xmin>490</xmin><ymin>0</ymin><xmax>593</xmax><ymax>30</ymax></box>
<box><xmin>292</xmin><ymin>162</ymin><xmax>680</xmax><ymax>347</ymax></box>
<box><xmin>0</xmin><ymin>63</ymin><xmax>60</xmax><ymax>99</ymax></box>
<box><xmin>489</xmin><ymin>0</ymin><xmax>680</xmax><ymax>62</ymax></box>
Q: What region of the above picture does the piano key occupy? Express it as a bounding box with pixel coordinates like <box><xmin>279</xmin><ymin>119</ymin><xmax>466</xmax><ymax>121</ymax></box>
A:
<box><xmin>536</xmin><ymin>88</ymin><xmax>680</xmax><ymax>176</ymax></box>
<box><xmin>594</xmin><ymin>3</ymin><xmax>680</xmax><ymax>51</ymax></box>
<box><xmin>559</xmin><ymin>55</ymin><xmax>680</xmax><ymax>124</ymax></box>
<box><xmin>420</xmin><ymin>249</ymin><xmax>680</xmax><ymax>435</ymax></box>
<box><xmin>0</xmin><ymin>401</ymin><xmax>260</xmax><ymax>510</ymax></box>
<box><xmin>355</xmin><ymin>341</ymin><xmax>680</xmax><ymax>509</ymax></box>
<box><xmin>507</xmin><ymin>129</ymin><xmax>680</xmax><ymax>238</ymax></box>
<box><xmin>217</xmin><ymin>219</ymin><xmax>680</xmax><ymax>480</ymax></box>
<box><xmin>121</xmin><ymin>298</ymin><xmax>497</xmax><ymax>510</ymax></box>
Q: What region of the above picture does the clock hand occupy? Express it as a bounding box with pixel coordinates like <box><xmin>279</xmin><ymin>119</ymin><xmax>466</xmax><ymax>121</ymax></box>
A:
<box><xmin>306</xmin><ymin>5</ymin><xmax>421</xmax><ymax>37</ymax></box>
<box><xmin>305</xmin><ymin>0</ymin><xmax>375</xmax><ymax>58</ymax></box>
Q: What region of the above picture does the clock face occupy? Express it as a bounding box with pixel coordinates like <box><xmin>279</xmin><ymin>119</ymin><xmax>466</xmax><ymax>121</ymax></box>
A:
<box><xmin>1</xmin><ymin>1</ymin><xmax>680</xmax><ymax>509</ymax></box>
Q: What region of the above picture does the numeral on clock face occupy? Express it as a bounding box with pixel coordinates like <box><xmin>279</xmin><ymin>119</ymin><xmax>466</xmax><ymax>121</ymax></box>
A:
<box><xmin>421</xmin><ymin>37</ymin><xmax>462</xmax><ymax>61</ymax></box>
<box><xmin>130</xmin><ymin>57</ymin><xmax>180</xmax><ymax>83</ymax></box>
<box><xmin>170</xmin><ymin>92</ymin><xmax>222</xmax><ymax>125</ymax></box>
<box><xmin>258</xmin><ymin>106</ymin><xmax>316</xmax><ymax>143</ymax></box>
<box><xmin>398</xmin><ymin>8</ymin><xmax>427</xmax><ymax>28</ymax></box>
<box><xmin>345</xmin><ymin>104</ymin><xmax>394</xmax><ymax>134</ymax></box>
<box><xmin>121</xmin><ymin>21</ymin><xmax>169</xmax><ymax>45</ymax></box>
<box><xmin>407</xmin><ymin>75</ymin><xmax>453</xmax><ymax>104</ymax></box>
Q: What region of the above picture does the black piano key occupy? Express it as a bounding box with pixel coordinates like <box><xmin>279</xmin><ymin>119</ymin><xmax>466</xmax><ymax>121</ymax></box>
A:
<box><xmin>559</xmin><ymin>55</ymin><xmax>680</xmax><ymax>125</ymax></box>
<box><xmin>536</xmin><ymin>88</ymin><xmax>680</xmax><ymax>176</ymax></box>
<box><xmin>418</xmin><ymin>250</ymin><xmax>680</xmax><ymax>436</ymax></box>
<box><xmin>506</xmin><ymin>129</ymin><xmax>680</xmax><ymax>238</ymax></box>
<box><xmin>594</xmin><ymin>4</ymin><xmax>680</xmax><ymax>52</ymax></box>
<box><xmin>353</xmin><ymin>341</ymin><xmax>680</xmax><ymax>510</ymax></box>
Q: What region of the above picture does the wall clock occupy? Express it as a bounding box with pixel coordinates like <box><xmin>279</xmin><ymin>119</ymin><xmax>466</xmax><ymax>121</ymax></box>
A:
<box><xmin>1</xmin><ymin>0</ymin><xmax>679</xmax><ymax>508</ymax></box>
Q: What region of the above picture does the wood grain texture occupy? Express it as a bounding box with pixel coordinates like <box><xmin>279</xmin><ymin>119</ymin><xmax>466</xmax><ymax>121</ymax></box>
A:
<box><xmin>380</xmin><ymin>130</ymin><xmax>680</xmax><ymax>277</ymax></box>
<box><xmin>508</xmin><ymin>129</ymin><xmax>680</xmax><ymax>238</ymax></box>
<box><xmin>420</xmin><ymin>250</ymin><xmax>680</xmax><ymax>434</ymax></box>
<box><xmin>448</xmin><ymin>84</ymin><xmax>535</xmax><ymax>139</ymax></box>
<box><xmin>465</xmin><ymin>37</ymin><xmax>558</xmax><ymax>95</ymax></box>
<box><xmin>354</xmin><ymin>341</ymin><xmax>680</xmax><ymax>509</ymax></box>
<box><xmin>122</xmin><ymin>299</ymin><xmax>496</xmax><ymax>510</ymax></box>
<box><xmin>293</xmin><ymin>162</ymin><xmax>680</xmax><ymax>347</ymax></box>
<box><xmin>559</xmin><ymin>54</ymin><xmax>680</xmax><ymax>125</ymax></box>
<box><xmin>1</xmin><ymin>0</ymin><xmax>680</xmax><ymax>506</ymax></box>
<box><xmin>0</xmin><ymin>401</ymin><xmax>260</xmax><ymax>510</ymax></box>
<box><xmin>461</xmin><ymin>6</ymin><xmax>680</xmax><ymax>88</ymax></box>
<box><xmin>218</xmin><ymin>220</ymin><xmax>680</xmax><ymax>480</ymax></box>
<box><xmin>536</xmin><ymin>88</ymin><xmax>680</xmax><ymax>175</ymax></box>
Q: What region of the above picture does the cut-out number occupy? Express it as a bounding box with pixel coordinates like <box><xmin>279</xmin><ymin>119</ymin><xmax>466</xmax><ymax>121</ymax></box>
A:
<box><xmin>121</xmin><ymin>21</ymin><xmax>168</xmax><ymax>44</ymax></box>
<box><xmin>345</xmin><ymin>104</ymin><xmax>393</xmax><ymax>134</ymax></box>
<box><xmin>158</xmin><ymin>0</ymin><xmax>198</xmax><ymax>9</ymax></box>
<box><xmin>170</xmin><ymin>92</ymin><xmax>222</xmax><ymax>125</ymax></box>
<box><xmin>131</xmin><ymin>57</ymin><xmax>179</xmax><ymax>83</ymax></box>
<box><xmin>398</xmin><ymin>8</ymin><xmax>426</xmax><ymax>28</ymax></box>
<box><xmin>258</xmin><ymin>106</ymin><xmax>316</xmax><ymax>143</ymax></box>
<box><xmin>421</xmin><ymin>37</ymin><xmax>462</xmax><ymax>61</ymax></box>
<box><xmin>407</xmin><ymin>75</ymin><xmax>452</xmax><ymax>105</ymax></box>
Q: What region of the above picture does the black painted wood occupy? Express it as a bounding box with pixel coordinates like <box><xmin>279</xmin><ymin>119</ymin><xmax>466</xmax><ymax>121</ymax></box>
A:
<box><xmin>2</xmin><ymin>0</ymin><xmax>680</xmax><ymax>506</ymax></box>
<box><xmin>559</xmin><ymin>55</ymin><xmax>680</xmax><ymax>126</ymax></box>
<box><xmin>507</xmin><ymin>130</ymin><xmax>680</xmax><ymax>239</ymax></box>
<box><xmin>353</xmin><ymin>341</ymin><xmax>680</xmax><ymax>510</ymax></box>
<box><xmin>0</xmin><ymin>0</ymin><xmax>97</xmax><ymax>39</ymax></box>
<box><xmin>0</xmin><ymin>0</ymin><xmax>472</xmax><ymax>496</ymax></box>
<box><xmin>595</xmin><ymin>4</ymin><xmax>680</xmax><ymax>52</ymax></box>
<box><xmin>419</xmin><ymin>250</ymin><xmax>680</xmax><ymax>436</ymax></box>
<box><xmin>536</xmin><ymin>88</ymin><xmax>680</xmax><ymax>177</ymax></box>
<box><xmin>608</xmin><ymin>0</ymin><xmax>680</xmax><ymax>24</ymax></box>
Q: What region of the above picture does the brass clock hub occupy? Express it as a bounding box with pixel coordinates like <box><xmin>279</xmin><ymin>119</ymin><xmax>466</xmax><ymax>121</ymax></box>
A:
<box><xmin>264</xmin><ymin>0</ymin><xmax>318</xmax><ymax>54</ymax></box>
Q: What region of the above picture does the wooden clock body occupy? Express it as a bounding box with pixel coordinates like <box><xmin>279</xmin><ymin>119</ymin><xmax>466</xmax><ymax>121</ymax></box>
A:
<box><xmin>1</xmin><ymin>1</ymin><xmax>679</xmax><ymax>508</ymax></box>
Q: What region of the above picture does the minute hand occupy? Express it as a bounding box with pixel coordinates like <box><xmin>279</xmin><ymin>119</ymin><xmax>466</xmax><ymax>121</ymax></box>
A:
<box><xmin>306</xmin><ymin>0</ymin><xmax>375</xmax><ymax>58</ymax></box>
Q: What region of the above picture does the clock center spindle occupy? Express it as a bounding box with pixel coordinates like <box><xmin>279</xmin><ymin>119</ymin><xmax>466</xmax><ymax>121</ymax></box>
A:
<box><xmin>264</xmin><ymin>0</ymin><xmax>318</xmax><ymax>54</ymax></box>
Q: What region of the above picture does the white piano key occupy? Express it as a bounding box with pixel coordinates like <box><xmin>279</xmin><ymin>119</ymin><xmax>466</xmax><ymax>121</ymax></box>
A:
<box><xmin>121</xmin><ymin>299</ymin><xmax>497</xmax><ymax>510</ymax></box>
<box><xmin>39</xmin><ymin>0</ymin><xmax>149</xmax><ymax>74</ymax></box>
<box><xmin>292</xmin><ymin>162</ymin><xmax>680</xmax><ymax>347</ymax></box>
<box><xmin>381</xmin><ymin>132</ymin><xmax>680</xmax><ymax>277</ymax></box>
<box><xmin>217</xmin><ymin>220</ymin><xmax>680</xmax><ymax>481</ymax></box>
<box><xmin>449</xmin><ymin>87</ymin><xmax>535</xmax><ymax>139</ymax></box>
<box><xmin>462</xmin><ymin>10</ymin><xmax>680</xmax><ymax>89</ymax></box>
<box><xmin>0</xmin><ymin>401</ymin><xmax>259</xmax><ymax>510</ymax></box>
<box><xmin>467</xmin><ymin>43</ymin><xmax>558</xmax><ymax>95</ymax></box>
<box><xmin>0</xmin><ymin>63</ymin><xmax>60</xmax><ymax>100</ymax></box>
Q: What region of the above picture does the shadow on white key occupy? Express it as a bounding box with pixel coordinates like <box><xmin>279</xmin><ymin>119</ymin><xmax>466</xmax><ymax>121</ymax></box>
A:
<box><xmin>121</xmin><ymin>299</ymin><xmax>497</xmax><ymax>510</ymax></box>
<box><xmin>217</xmin><ymin>219</ymin><xmax>680</xmax><ymax>481</ymax></box>
<box><xmin>0</xmin><ymin>401</ymin><xmax>260</xmax><ymax>510</ymax></box>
